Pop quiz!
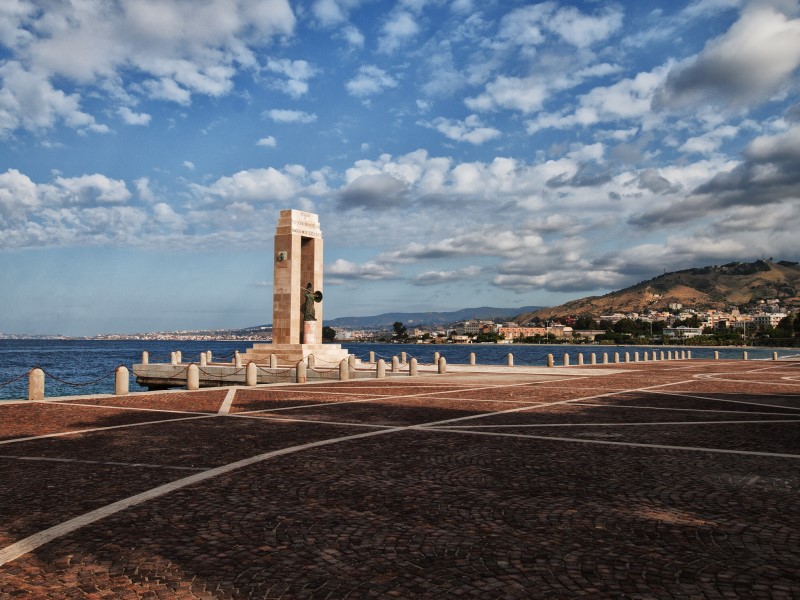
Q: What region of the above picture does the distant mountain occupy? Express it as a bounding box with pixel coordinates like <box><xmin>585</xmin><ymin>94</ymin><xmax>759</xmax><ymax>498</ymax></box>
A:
<box><xmin>325</xmin><ymin>306</ymin><xmax>544</xmax><ymax>329</ymax></box>
<box><xmin>515</xmin><ymin>260</ymin><xmax>800</xmax><ymax>322</ymax></box>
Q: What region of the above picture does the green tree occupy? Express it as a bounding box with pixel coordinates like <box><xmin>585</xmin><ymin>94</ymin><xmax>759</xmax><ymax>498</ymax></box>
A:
<box><xmin>392</xmin><ymin>321</ymin><xmax>408</xmax><ymax>341</ymax></box>
<box><xmin>322</xmin><ymin>326</ymin><xmax>336</xmax><ymax>342</ymax></box>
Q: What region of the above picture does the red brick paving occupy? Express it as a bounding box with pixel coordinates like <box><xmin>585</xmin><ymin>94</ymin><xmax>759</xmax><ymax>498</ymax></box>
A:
<box><xmin>59</xmin><ymin>390</ymin><xmax>229</xmax><ymax>413</ymax></box>
<box><xmin>0</xmin><ymin>359</ymin><xmax>798</xmax><ymax>598</ymax></box>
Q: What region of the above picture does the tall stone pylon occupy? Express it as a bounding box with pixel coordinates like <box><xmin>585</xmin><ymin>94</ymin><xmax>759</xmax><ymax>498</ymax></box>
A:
<box><xmin>240</xmin><ymin>209</ymin><xmax>351</xmax><ymax>366</ymax></box>
<box><xmin>272</xmin><ymin>209</ymin><xmax>323</xmax><ymax>345</ymax></box>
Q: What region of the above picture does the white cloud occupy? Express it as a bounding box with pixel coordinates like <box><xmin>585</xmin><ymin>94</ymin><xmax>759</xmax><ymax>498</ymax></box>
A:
<box><xmin>680</xmin><ymin>124</ymin><xmax>739</xmax><ymax>154</ymax></box>
<box><xmin>654</xmin><ymin>4</ymin><xmax>800</xmax><ymax>110</ymax></box>
<box><xmin>378</xmin><ymin>11</ymin><xmax>419</xmax><ymax>53</ymax></box>
<box><xmin>0</xmin><ymin>169</ymin><xmax>40</xmax><ymax>222</ymax></box>
<box><xmin>423</xmin><ymin>114</ymin><xmax>501</xmax><ymax>145</ymax></box>
<box><xmin>327</xmin><ymin>258</ymin><xmax>397</xmax><ymax>282</ymax></box>
<box><xmin>345</xmin><ymin>66</ymin><xmax>398</xmax><ymax>98</ymax></box>
<box><xmin>413</xmin><ymin>266</ymin><xmax>481</xmax><ymax>285</ymax></box>
<box><xmin>0</xmin><ymin>0</ymin><xmax>297</xmax><ymax>135</ymax></box>
<box><xmin>547</xmin><ymin>5</ymin><xmax>624</xmax><ymax>48</ymax></box>
<box><xmin>183</xmin><ymin>161</ymin><xmax>195</xmax><ymax>170</ymax></box>
<box><xmin>118</xmin><ymin>106</ymin><xmax>151</xmax><ymax>125</ymax></box>
<box><xmin>256</xmin><ymin>136</ymin><xmax>277</xmax><ymax>147</ymax></box>
<box><xmin>265</xmin><ymin>109</ymin><xmax>317</xmax><ymax>123</ymax></box>
<box><xmin>264</xmin><ymin>58</ymin><xmax>317</xmax><ymax>98</ymax></box>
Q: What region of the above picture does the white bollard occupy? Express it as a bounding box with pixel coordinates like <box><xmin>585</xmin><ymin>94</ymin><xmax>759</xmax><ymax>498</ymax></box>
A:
<box><xmin>115</xmin><ymin>366</ymin><xmax>129</xmax><ymax>395</ymax></box>
<box><xmin>433</xmin><ymin>351</ymin><xmax>440</xmax><ymax>363</ymax></box>
<box><xmin>270</xmin><ymin>354</ymin><xmax>278</xmax><ymax>369</ymax></box>
<box><xmin>401</xmin><ymin>352</ymin><xmax>407</xmax><ymax>364</ymax></box>
<box><xmin>348</xmin><ymin>355</ymin><xmax>356</xmax><ymax>368</ymax></box>
<box><xmin>246</xmin><ymin>362</ymin><xmax>257</xmax><ymax>386</ymax></box>
<box><xmin>307</xmin><ymin>354</ymin><xmax>315</xmax><ymax>367</ymax></box>
<box><xmin>296</xmin><ymin>361</ymin><xmax>307</xmax><ymax>384</ymax></box>
<box><xmin>200</xmin><ymin>352</ymin><xmax>207</xmax><ymax>367</ymax></box>
<box><xmin>667</xmin><ymin>351</ymin><xmax>673</xmax><ymax>360</ymax></box>
<box><xmin>392</xmin><ymin>356</ymin><xmax>400</xmax><ymax>372</ymax></box>
<box><xmin>186</xmin><ymin>364</ymin><xmax>200</xmax><ymax>391</ymax></box>
<box><xmin>206</xmin><ymin>350</ymin><xmax>212</xmax><ymax>364</ymax></box>
<box><xmin>714</xmin><ymin>351</ymin><xmax>719</xmax><ymax>360</ymax></box>
<box><xmin>563</xmin><ymin>353</ymin><xmax>570</xmax><ymax>367</ymax></box>
<box><xmin>409</xmin><ymin>357</ymin><xmax>418</xmax><ymax>376</ymax></box>
<box><xmin>773</xmin><ymin>352</ymin><xmax>779</xmax><ymax>361</ymax></box>
<box><xmin>469</xmin><ymin>352</ymin><xmax>476</xmax><ymax>366</ymax></box>
<box><xmin>547</xmin><ymin>354</ymin><xmax>554</xmax><ymax>367</ymax></box>
<box><xmin>659</xmin><ymin>351</ymin><xmax>665</xmax><ymax>361</ymax></box>
<box><xmin>141</xmin><ymin>351</ymin><xmax>149</xmax><ymax>365</ymax></box>
<box><xmin>234</xmin><ymin>351</ymin><xmax>242</xmax><ymax>368</ymax></box>
<box><xmin>507</xmin><ymin>353</ymin><xmax>514</xmax><ymax>366</ymax></box>
<box><xmin>171</xmin><ymin>351</ymin><xmax>178</xmax><ymax>366</ymax></box>
<box><xmin>28</xmin><ymin>368</ymin><xmax>44</xmax><ymax>401</ymax></box>
<box><xmin>614</xmin><ymin>352</ymin><xmax>620</xmax><ymax>363</ymax></box>
<box><xmin>339</xmin><ymin>360</ymin><xmax>349</xmax><ymax>381</ymax></box>
<box><xmin>743</xmin><ymin>351</ymin><xmax>748</xmax><ymax>361</ymax></box>
<box><xmin>369</xmin><ymin>351</ymin><xmax>375</xmax><ymax>364</ymax></box>
<box><xmin>176</xmin><ymin>351</ymin><xmax>182</xmax><ymax>364</ymax></box>
<box><xmin>624</xmin><ymin>352</ymin><xmax>630</xmax><ymax>363</ymax></box>
<box><xmin>376</xmin><ymin>359</ymin><xmax>386</xmax><ymax>379</ymax></box>
<box><xmin>688</xmin><ymin>351</ymin><xmax>692</xmax><ymax>359</ymax></box>
<box><xmin>603</xmin><ymin>353</ymin><xmax>609</xmax><ymax>364</ymax></box>
<box><xmin>438</xmin><ymin>356</ymin><xmax>447</xmax><ymax>374</ymax></box>
<box><xmin>634</xmin><ymin>352</ymin><xmax>639</xmax><ymax>363</ymax></box>
<box><xmin>590</xmin><ymin>353</ymin><xmax>597</xmax><ymax>365</ymax></box>
<box><xmin>577</xmin><ymin>353</ymin><xmax>584</xmax><ymax>366</ymax></box>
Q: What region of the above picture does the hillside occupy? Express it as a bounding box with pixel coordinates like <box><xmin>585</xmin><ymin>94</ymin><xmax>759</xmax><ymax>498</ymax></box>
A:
<box><xmin>325</xmin><ymin>306</ymin><xmax>544</xmax><ymax>329</ymax></box>
<box><xmin>516</xmin><ymin>260</ymin><xmax>800</xmax><ymax>322</ymax></box>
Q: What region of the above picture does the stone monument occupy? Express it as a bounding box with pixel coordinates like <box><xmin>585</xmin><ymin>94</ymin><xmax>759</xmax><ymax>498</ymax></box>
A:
<box><xmin>240</xmin><ymin>209</ymin><xmax>351</xmax><ymax>366</ymax></box>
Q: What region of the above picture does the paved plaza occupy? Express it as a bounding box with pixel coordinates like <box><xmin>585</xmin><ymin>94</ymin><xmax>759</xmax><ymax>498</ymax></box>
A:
<box><xmin>0</xmin><ymin>358</ymin><xmax>798</xmax><ymax>598</ymax></box>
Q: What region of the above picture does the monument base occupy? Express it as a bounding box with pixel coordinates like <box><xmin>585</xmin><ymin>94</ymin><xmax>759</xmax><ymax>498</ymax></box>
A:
<box><xmin>240</xmin><ymin>342</ymin><xmax>351</xmax><ymax>367</ymax></box>
<box><xmin>303</xmin><ymin>321</ymin><xmax>316</xmax><ymax>344</ymax></box>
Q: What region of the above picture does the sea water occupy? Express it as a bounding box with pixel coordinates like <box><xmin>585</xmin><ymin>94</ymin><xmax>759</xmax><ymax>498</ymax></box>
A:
<box><xmin>0</xmin><ymin>339</ymin><xmax>790</xmax><ymax>401</ymax></box>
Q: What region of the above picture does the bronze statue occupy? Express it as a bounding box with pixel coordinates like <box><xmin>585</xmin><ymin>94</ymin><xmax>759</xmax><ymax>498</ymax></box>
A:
<box><xmin>302</xmin><ymin>283</ymin><xmax>323</xmax><ymax>321</ymax></box>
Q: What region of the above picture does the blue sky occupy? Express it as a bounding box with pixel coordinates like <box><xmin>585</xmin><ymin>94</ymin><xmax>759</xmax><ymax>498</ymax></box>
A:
<box><xmin>1</xmin><ymin>0</ymin><xmax>799</xmax><ymax>336</ymax></box>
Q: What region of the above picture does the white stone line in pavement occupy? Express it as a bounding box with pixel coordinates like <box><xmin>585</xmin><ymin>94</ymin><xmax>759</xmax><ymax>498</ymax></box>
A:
<box><xmin>217</xmin><ymin>387</ymin><xmax>239</xmax><ymax>415</ymax></box>
<box><xmin>570</xmin><ymin>402</ymin><xmax>800</xmax><ymax>417</ymax></box>
<box><xmin>421</xmin><ymin>426</ymin><xmax>800</xmax><ymax>460</ymax></box>
<box><xmin>0</xmin><ymin>426</ymin><xmax>406</xmax><ymax>567</ymax></box>
<box><xmin>642</xmin><ymin>390</ymin><xmax>800</xmax><ymax>412</ymax></box>
<box><xmin>696</xmin><ymin>377</ymin><xmax>800</xmax><ymax>387</ymax></box>
<box><xmin>413</xmin><ymin>378</ymin><xmax>700</xmax><ymax>429</ymax></box>
<box><xmin>434</xmin><ymin>419</ymin><xmax>800</xmax><ymax>429</ymax></box>
<box><xmin>0</xmin><ymin>414</ymin><xmax>215</xmax><ymax>447</ymax></box>
<box><xmin>226</xmin><ymin>414</ymin><xmax>398</xmax><ymax>429</ymax></box>
<box><xmin>0</xmin><ymin>455</ymin><xmax>206</xmax><ymax>471</ymax></box>
<box><xmin>35</xmin><ymin>401</ymin><xmax>211</xmax><ymax>416</ymax></box>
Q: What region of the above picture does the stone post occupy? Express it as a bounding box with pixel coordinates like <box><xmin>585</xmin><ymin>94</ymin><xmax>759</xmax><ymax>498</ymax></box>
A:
<box><xmin>115</xmin><ymin>366</ymin><xmax>129</xmax><ymax>395</ymax></box>
<box><xmin>614</xmin><ymin>352</ymin><xmax>620</xmax><ymax>363</ymax></box>
<box><xmin>200</xmin><ymin>352</ymin><xmax>207</xmax><ymax>367</ymax></box>
<box><xmin>624</xmin><ymin>352</ymin><xmax>630</xmax><ymax>363</ymax></box>
<box><xmin>141</xmin><ymin>351</ymin><xmax>149</xmax><ymax>365</ymax></box>
<box><xmin>392</xmin><ymin>356</ymin><xmax>400</xmax><ymax>372</ymax></box>
<box><xmin>667</xmin><ymin>351</ymin><xmax>673</xmax><ymax>360</ymax></box>
<box><xmin>469</xmin><ymin>352</ymin><xmax>476</xmax><ymax>366</ymax></box>
<box><xmin>246</xmin><ymin>362</ymin><xmax>257</xmax><ymax>386</ymax></box>
<box><xmin>687</xmin><ymin>351</ymin><xmax>692</xmax><ymax>359</ymax></box>
<box><xmin>369</xmin><ymin>351</ymin><xmax>375</xmax><ymax>363</ymax></box>
<box><xmin>401</xmin><ymin>352</ymin><xmax>407</xmax><ymax>363</ymax></box>
<box><xmin>507</xmin><ymin>353</ymin><xmax>514</xmax><ymax>366</ymax></box>
<box><xmin>590</xmin><ymin>353</ymin><xmax>597</xmax><ymax>365</ymax></box>
<box><xmin>376</xmin><ymin>359</ymin><xmax>386</xmax><ymax>379</ymax></box>
<box><xmin>438</xmin><ymin>357</ymin><xmax>447</xmax><ymax>374</ymax></box>
<box><xmin>234</xmin><ymin>351</ymin><xmax>242</xmax><ymax>368</ymax></box>
<box><xmin>28</xmin><ymin>368</ymin><xmax>44</xmax><ymax>401</ymax></box>
<box><xmin>339</xmin><ymin>360</ymin><xmax>349</xmax><ymax>381</ymax></box>
<box><xmin>307</xmin><ymin>354</ymin><xmax>315</xmax><ymax>368</ymax></box>
<box><xmin>270</xmin><ymin>354</ymin><xmax>278</xmax><ymax>369</ymax></box>
<box><xmin>547</xmin><ymin>354</ymin><xmax>554</xmax><ymax>367</ymax></box>
<box><xmin>743</xmin><ymin>351</ymin><xmax>748</xmax><ymax>361</ymax></box>
<box><xmin>176</xmin><ymin>351</ymin><xmax>182</xmax><ymax>363</ymax></box>
<box><xmin>170</xmin><ymin>351</ymin><xmax>178</xmax><ymax>366</ymax></box>
<box><xmin>296</xmin><ymin>361</ymin><xmax>307</xmax><ymax>384</ymax></box>
<box><xmin>577</xmin><ymin>353</ymin><xmax>584</xmax><ymax>366</ymax></box>
<box><xmin>633</xmin><ymin>352</ymin><xmax>639</xmax><ymax>362</ymax></box>
<box><xmin>187</xmin><ymin>364</ymin><xmax>200</xmax><ymax>391</ymax></box>
<box><xmin>433</xmin><ymin>351</ymin><xmax>440</xmax><ymax>363</ymax></box>
<box><xmin>409</xmin><ymin>358</ymin><xmax>418</xmax><ymax>376</ymax></box>
<box><xmin>660</xmin><ymin>351</ymin><xmax>665</xmax><ymax>361</ymax></box>
<box><xmin>714</xmin><ymin>351</ymin><xmax>719</xmax><ymax>360</ymax></box>
<box><xmin>603</xmin><ymin>353</ymin><xmax>608</xmax><ymax>365</ymax></box>
<box><xmin>563</xmin><ymin>353</ymin><xmax>570</xmax><ymax>367</ymax></box>
<box><xmin>207</xmin><ymin>350</ymin><xmax>212</xmax><ymax>364</ymax></box>
<box><xmin>643</xmin><ymin>352</ymin><xmax>649</xmax><ymax>362</ymax></box>
<box><xmin>773</xmin><ymin>351</ymin><xmax>779</xmax><ymax>361</ymax></box>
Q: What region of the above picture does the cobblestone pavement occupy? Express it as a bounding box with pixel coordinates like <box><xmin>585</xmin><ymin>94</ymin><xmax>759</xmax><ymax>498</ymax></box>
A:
<box><xmin>0</xmin><ymin>359</ymin><xmax>798</xmax><ymax>598</ymax></box>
